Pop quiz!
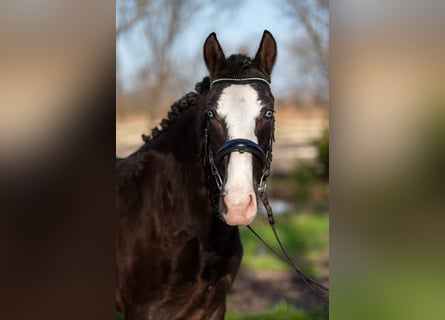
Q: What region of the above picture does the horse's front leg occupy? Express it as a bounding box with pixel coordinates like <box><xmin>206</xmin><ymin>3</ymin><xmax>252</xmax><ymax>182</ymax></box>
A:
<box><xmin>124</xmin><ymin>305</ymin><xmax>154</xmax><ymax>320</ymax></box>
<box><xmin>208</xmin><ymin>302</ymin><xmax>226</xmax><ymax>320</ymax></box>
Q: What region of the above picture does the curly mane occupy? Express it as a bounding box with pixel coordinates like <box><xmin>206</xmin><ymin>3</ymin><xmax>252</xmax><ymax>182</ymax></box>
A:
<box><xmin>116</xmin><ymin>77</ymin><xmax>210</xmax><ymax>188</ymax></box>
<box><xmin>141</xmin><ymin>77</ymin><xmax>210</xmax><ymax>144</ymax></box>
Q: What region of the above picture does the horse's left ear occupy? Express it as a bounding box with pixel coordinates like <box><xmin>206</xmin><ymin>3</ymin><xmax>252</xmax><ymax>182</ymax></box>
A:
<box><xmin>253</xmin><ymin>30</ymin><xmax>277</xmax><ymax>77</ymax></box>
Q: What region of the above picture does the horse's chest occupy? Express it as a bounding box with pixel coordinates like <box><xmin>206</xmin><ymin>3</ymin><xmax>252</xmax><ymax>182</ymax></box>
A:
<box><xmin>146</xmin><ymin>238</ymin><xmax>239</xmax><ymax>317</ymax></box>
<box><xmin>160</xmin><ymin>236</ymin><xmax>230</xmax><ymax>285</ymax></box>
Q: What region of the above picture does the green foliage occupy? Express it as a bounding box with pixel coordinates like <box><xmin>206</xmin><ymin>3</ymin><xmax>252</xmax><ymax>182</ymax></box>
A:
<box><xmin>290</xmin><ymin>127</ymin><xmax>329</xmax><ymax>203</ymax></box>
<box><xmin>292</xmin><ymin>162</ymin><xmax>317</xmax><ymax>202</ymax></box>
<box><xmin>225</xmin><ymin>300</ymin><xmax>327</xmax><ymax>320</ymax></box>
<box><xmin>239</xmin><ymin>212</ymin><xmax>329</xmax><ymax>277</ymax></box>
<box><xmin>316</xmin><ymin>128</ymin><xmax>329</xmax><ymax>180</ymax></box>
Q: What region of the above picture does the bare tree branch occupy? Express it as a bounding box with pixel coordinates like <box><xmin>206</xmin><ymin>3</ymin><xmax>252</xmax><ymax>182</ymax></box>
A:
<box><xmin>116</xmin><ymin>0</ymin><xmax>151</xmax><ymax>37</ymax></box>
<box><xmin>281</xmin><ymin>0</ymin><xmax>329</xmax><ymax>80</ymax></box>
<box><xmin>117</xmin><ymin>0</ymin><xmax>207</xmax><ymax>116</ymax></box>
<box><xmin>116</xmin><ymin>0</ymin><xmax>247</xmax><ymax>117</ymax></box>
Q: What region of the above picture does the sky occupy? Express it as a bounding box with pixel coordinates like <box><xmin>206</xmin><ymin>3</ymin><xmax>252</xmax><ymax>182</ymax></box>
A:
<box><xmin>117</xmin><ymin>0</ymin><xmax>320</xmax><ymax>98</ymax></box>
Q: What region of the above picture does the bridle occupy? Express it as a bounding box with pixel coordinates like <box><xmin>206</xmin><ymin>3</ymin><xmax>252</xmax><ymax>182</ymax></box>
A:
<box><xmin>203</xmin><ymin>77</ymin><xmax>329</xmax><ymax>304</ymax></box>
<box><xmin>204</xmin><ymin>77</ymin><xmax>274</xmax><ymax>194</ymax></box>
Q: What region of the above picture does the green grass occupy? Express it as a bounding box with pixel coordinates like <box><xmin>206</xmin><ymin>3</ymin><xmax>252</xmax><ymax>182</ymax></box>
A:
<box><xmin>239</xmin><ymin>211</ymin><xmax>329</xmax><ymax>277</ymax></box>
<box><xmin>117</xmin><ymin>302</ymin><xmax>328</xmax><ymax>320</ymax></box>
<box><xmin>116</xmin><ymin>211</ymin><xmax>329</xmax><ymax>320</ymax></box>
<box><xmin>225</xmin><ymin>300</ymin><xmax>327</xmax><ymax>320</ymax></box>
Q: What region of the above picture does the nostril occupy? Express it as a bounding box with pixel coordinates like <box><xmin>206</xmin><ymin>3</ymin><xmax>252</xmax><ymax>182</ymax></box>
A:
<box><xmin>245</xmin><ymin>193</ymin><xmax>257</xmax><ymax>218</ymax></box>
<box><xmin>247</xmin><ymin>194</ymin><xmax>253</xmax><ymax>206</ymax></box>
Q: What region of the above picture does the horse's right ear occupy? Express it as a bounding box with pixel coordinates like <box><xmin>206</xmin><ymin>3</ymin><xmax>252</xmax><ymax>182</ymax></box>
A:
<box><xmin>204</xmin><ymin>32</ymin><xmax>226</xmax><ymax>79</ymax></box>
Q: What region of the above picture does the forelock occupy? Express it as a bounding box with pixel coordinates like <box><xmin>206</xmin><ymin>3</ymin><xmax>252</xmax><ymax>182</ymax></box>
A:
<box><xmin>215</xmin><ymin>54</ymin><xmax>265</xmax><ymax>80</ymax></box>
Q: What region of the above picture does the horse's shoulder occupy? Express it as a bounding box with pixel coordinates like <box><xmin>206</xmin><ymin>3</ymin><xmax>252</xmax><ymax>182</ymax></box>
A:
<box><xmin>116</xmin><ymin>148</ymin><xmax>180</xmax><ymax>191</ymax></box>
<box><xmin>116</xmin><ymin>150</ymin><xmax>151</xmax><ymax>192</ymax></box>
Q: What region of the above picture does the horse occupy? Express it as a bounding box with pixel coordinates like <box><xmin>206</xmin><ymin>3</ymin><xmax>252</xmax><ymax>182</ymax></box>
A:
<box><xmin>116</xmin><ymin>30</ymin><xmax>277</xmax><ymax>320</ymax></box>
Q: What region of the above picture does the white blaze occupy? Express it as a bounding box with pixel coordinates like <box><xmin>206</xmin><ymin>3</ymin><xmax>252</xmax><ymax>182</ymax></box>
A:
<box><xmin>217</xmin><ymin>85</ymin><xmax>262</xmax><ymax>225</ymax></box>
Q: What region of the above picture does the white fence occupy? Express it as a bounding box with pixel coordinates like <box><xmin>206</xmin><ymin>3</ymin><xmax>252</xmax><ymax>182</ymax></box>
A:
<box><xmin>116</xmin><ymin>111</ymin><xmax>328</xmax><ymax>174</ymax></box>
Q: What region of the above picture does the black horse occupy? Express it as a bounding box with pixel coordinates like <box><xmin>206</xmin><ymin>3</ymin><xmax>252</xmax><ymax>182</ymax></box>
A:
<box><xmin>116</xmin><ymin>30</ymin><xmax>277</xmax><ymax>320</ymax></box>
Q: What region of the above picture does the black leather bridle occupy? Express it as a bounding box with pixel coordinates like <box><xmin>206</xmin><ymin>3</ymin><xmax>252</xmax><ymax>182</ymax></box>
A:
<box><xmin>204</xmin><ymin>77</ymin><xmax>274</xmax><ymax>193</ymax></box>
<box><xmin>203</xmin><ymin>77</ymin><xmax>329</xmax><ymax>304</ymax></box>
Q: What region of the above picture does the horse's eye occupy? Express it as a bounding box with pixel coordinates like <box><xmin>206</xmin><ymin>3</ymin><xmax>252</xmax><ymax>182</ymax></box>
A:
<box><xmin>264</xmin><ymin>110</ymin><xmax>274</xmax><ymax>119</ymax></box>
<box><xmin>207</xmin><ymin>110</ymin><xmax>214</xmax><ymax>119</ymax></box>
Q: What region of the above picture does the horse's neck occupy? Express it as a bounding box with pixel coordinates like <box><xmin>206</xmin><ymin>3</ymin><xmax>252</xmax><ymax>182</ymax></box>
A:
<box><xmin>149</xmin><ymin>102</ymin><xmax>203</xmax><ymax>159</ymax></box>
<box><xmin>148</xmin><ymin>100</ymin><xmax>232</xmax><ymax>232</ymax></box>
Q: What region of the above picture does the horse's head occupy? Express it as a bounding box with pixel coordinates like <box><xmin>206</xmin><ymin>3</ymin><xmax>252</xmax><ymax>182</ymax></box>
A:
<box><xmin>203</xmin><ymin>30</ymin><xmax>277</xmax><ymax>226</ymax></box>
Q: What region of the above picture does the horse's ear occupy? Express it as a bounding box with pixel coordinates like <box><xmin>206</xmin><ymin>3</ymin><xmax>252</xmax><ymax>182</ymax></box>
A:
<box><xmin>204</xmin><ymin>32</ymin><xmax>226</xmax><ymax>78</ymax></box>
<box><xmin>253</xmin><ymin>30</ymin><xmax>277</xmax><ymax>77</ymax></box>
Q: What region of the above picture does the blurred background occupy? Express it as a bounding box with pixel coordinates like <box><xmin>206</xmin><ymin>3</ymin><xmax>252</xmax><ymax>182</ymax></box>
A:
<box><xmin>116</xmin><ymin>0</ymin><xmax>329</xmax><ymax>318</ymax></box>
<box><xmin>1</xmin><ymin>1</ymin><xmax>444</xmax><ymax>319</ymax></box>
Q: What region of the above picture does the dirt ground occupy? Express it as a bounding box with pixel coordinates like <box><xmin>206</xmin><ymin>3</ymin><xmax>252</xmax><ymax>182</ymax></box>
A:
<box><xmin>227</xmin><ymin>267</ymin><xmax>329</xmax><ymax>314</ymax></box>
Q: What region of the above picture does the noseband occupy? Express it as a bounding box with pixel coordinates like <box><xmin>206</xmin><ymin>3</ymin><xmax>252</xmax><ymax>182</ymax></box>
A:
<box><xmin>204</xmin><ymin>77</ymin><xmax>274</xmax><ymax>193</ymax></box>
<box><xmin>214</xmin><ymin>139</ymin><xmax>266</xmax><ymax>168</ymax></box>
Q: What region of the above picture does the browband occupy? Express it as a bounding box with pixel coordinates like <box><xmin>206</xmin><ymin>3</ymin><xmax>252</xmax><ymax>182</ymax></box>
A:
<box><xmin>210</xmin><ymin>77</ymin><xmax>270</xmax><ymax>88</ymax></box>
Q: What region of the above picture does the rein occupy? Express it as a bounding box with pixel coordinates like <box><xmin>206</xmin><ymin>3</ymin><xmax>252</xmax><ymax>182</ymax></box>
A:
<box><xmin>252</xmin><ymin>192</ymin><xmax>330</xmax><ymax>304</ymax></box>
<box><xmin>205</xmin><ymin>77</ymin><xmax>329</xmax><ymax>304</ymax></box>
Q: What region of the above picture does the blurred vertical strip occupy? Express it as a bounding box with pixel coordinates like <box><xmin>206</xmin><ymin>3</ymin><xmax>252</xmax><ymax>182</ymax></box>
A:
<box><xmin>0</xmin><ymin>1</ymin><xmax>115</xmax><ymax>320</ymax></box>
<box><xmin>331</xmin><ymin>1</ymin><xmax>445</xmax><ymax>319</ymax></box>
